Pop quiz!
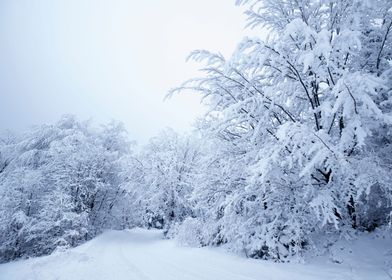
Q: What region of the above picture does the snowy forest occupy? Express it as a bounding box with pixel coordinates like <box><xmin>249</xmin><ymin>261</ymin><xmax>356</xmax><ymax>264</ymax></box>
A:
<box><xmin>1</xmin><ymin>0</ymin><xmax>392</xmax><ymax>269</ymax></box>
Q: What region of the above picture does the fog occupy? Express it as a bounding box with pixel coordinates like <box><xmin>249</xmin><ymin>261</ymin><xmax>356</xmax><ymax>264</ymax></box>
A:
<box><xmin>0</xmin><ymin>0</ymin><xmax>254</xmax><ymax>142</ymax></box>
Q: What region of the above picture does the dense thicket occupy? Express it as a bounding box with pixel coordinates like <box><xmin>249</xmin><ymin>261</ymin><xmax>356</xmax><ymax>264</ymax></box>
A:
<box><xmin>135</xmin><ymin>129</ymin><xmax>201</xmax><ymax>234</ymax></box>
<box><xmin>171</xmin><ymin>0</ymin><xmax>392</xmax><ymax>260</ymax></box>
<box><xmin>0</xmin><ymin>116</ymin><xmax>136</xmax><ymax>263</ymax></box>
<box><xmin>0</xmin><ymin>119</ymin><xmax>201</xmax><ymax>263</ymax></box>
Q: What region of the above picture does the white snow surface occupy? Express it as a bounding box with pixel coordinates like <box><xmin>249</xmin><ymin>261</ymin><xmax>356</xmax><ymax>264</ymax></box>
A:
<box><xmin>0</xmin><ymin>228</ymin><xmax>390</xmax><ymax>280</ymax></box>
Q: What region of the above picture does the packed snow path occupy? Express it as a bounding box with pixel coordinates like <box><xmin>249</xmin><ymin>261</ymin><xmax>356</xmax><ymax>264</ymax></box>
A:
<box><xmin>0</xmin><ymin>228</ymin><xmax>390</xmax><ymax>280</ymax></box>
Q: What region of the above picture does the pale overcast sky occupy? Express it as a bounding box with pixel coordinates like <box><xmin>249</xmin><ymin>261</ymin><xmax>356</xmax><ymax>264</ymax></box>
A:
<box><xmin>0</xmin><ymin>0</ymin><xmax>256</xmax><ymax>142</ymax></box>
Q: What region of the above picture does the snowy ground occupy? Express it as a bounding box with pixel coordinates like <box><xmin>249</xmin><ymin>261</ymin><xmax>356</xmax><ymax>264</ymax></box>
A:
<box><xmin>0</xmin><ymin>228</ymin><xmax>391</xmax><ymax>280</ymax></box>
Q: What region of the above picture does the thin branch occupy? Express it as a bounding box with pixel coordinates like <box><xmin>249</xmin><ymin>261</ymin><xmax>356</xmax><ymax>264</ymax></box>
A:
<box><xmin>344</xmin><ymin>84</ymin><xmax>358</xmax><ymax>114</ymax></box>
<box><xmin>376</xmin><ymin>20</ymin><xmax>392</xmax><ymax>71</ymax></box>
<box><xmin>327</xmin><ymin>113</ymin><xmax>336</xmax><ymax>134</ymax></box>
<box><xmin>312</xmin><ymin>132</ymin><xmax>338</xmax><ymax>159</ymax></box>
<box><xmin>327</xmin><ymin>67</ymin><xmax>335</xmax><ymax>86</ymax></box>
<box><xmin>286</xmin><ymin>60</ymin><xmax>321</xmax><ymax>130</ymax></box>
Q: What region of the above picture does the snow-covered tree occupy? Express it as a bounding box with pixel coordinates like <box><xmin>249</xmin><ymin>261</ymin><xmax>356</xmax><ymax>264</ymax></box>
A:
<box><xmin>0</xmin><ymin>116</ymin><xmax>137</xmax><ymax>262</ymax></box>
<box><xmin>172</xmin><ymin>0</ymin><xmax>392</xmax><ymax>260</ymax></box>
<box><xmin>137</xmin><ymin>129</ymin><xmax>201</xmax><ymax>235</ymax></box>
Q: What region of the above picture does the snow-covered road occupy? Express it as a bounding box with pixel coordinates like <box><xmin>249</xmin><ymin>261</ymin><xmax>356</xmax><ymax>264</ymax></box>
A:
<box><xmin>0</xmin><ymin>228</ymin><xmax>390</xmax><ymax>280</ymax></box>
